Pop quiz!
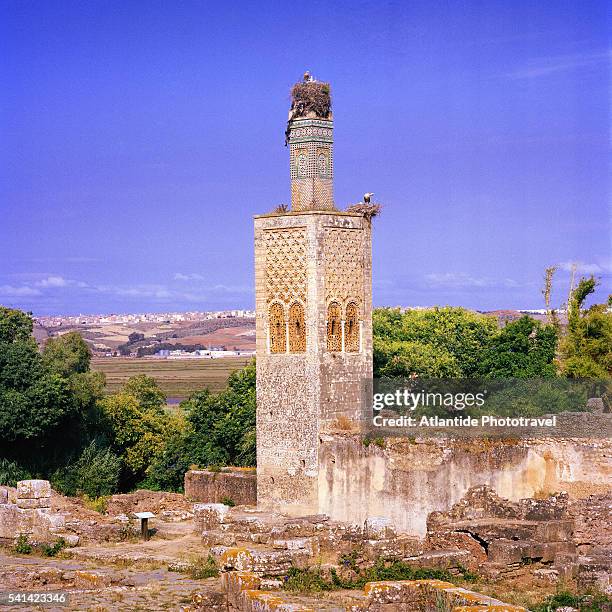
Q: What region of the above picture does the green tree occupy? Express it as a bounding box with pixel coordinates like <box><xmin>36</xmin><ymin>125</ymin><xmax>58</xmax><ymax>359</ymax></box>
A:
<box><xmin>0</xmin><ymin>306</ymin><xmax>33</xmax><ymax>343</ymax></box>
<box><xmin>52</xmin><ymin>441</ymin><xmax>121</xmax><ymax>498</ymax></box>
<box><xmin>0</xmin><ymin>308</ymin><xmax>105</xmax><ymax>475</ymax></box>
<box><xmin>42</xmin><ymin>332</ymin><xmax>91</xmax><ymax>376</ymax></box>
<box><xmin>373</xmin><ymin>307</ymin><xmax>497</xmax><ymax>377</ymax></box>
<box><xmin>139</xmin><ymin>360</ymin><xmax>259</xmax><ymax>490</ymax></box>
<box><xmin>560</xmin><ymin>277</ymin><xmax>612</xmax><ymax>377</ymax></box>
<box><xmin>184</xmin><ymin>361</ymin><xmax>256</xmax><ymax>468</ymax></box>
<box><xmin>477</xmin><ymin>316</ymin><xmax>558</xmax><ymax>378</ymax></box>
<box><xmin>128</xmin><ymin>332</ymin><xmax>145</xmax><ymax>344</ymax></box>
<box><xmin>122</xmin><ymin>374</ymin><xmax>166</xmax><ymax>412</ymax></box>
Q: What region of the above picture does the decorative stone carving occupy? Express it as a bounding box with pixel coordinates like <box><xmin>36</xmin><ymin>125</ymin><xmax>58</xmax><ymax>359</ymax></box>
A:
<box><xmin>327</xmin><ymin>302</ymin><xmax>342</xmax><ymax>352</ymax></box>
<box><xmin>288</xmin><ymin>302</ymin><xmax>306</xmax><ymax>353</ymax></box>
<box><xmin>323</xmin><ymin>227</ymin><xmax>365</xmax><ymax>307</ymax></box>
<box><xmin>269</xmin><ymin>303</ymin><xmax>286</xmax><ymax>353</ymax></box>
<box><xmin>264</xmin><ymin>228</ymin><xmax>307</xmax><ymax>306</ymax></box>
<box><xmin>345</xmin><ymin>302</ymin><xmax>360</xmax><ymax>352</ymax></box>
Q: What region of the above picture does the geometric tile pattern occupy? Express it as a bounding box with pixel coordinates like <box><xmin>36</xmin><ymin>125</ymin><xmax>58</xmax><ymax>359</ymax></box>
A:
<box><xmin>323</xmin><ymin>228</ymin><xmax>364</xmax><ymax>306</ymax></box>
<box><xmin>264</xmin><ymin>228</ymin><xmax>307</xmax><ymax>305</ymax></box>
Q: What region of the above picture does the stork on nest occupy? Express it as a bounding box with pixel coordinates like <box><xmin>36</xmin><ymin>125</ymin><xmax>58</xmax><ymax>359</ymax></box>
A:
<box><xmin>346</xmin><ymin>193</ymin><xmax>382</xmax><ymax>221</ymax></box>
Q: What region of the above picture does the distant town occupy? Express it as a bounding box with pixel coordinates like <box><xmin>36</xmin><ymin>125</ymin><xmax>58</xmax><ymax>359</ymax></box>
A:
<box><xmin>31</xmin><ymin>306</ymin><xmax>562</xmax><ymax>360</ymax></box>
<box><xmin>36</xmin><ymin>309</ymin><xmax>255</xmax><ymax>328</ymax></box>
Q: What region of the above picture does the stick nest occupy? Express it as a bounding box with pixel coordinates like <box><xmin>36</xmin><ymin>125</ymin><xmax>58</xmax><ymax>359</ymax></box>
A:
<box><xmin>345</xmin><ymin>203</ymin><xmax>383</xmax><ymax>221</ymax></box>
<box><xmin>290</xmin><ymin>81</ymin><xmax>332</xmax><ymax>119</ymax></box>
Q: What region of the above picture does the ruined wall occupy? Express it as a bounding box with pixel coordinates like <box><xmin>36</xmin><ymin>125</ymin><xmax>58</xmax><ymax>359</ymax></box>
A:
<box><xmin>185</xmin><ymin>470</ymin><xmax>257</xmax><ymax>506</ymax></box>
<box><xmin>318</xmin><ymin>435</ymin><xmax>612</xmax><ymax>536</ymax></box>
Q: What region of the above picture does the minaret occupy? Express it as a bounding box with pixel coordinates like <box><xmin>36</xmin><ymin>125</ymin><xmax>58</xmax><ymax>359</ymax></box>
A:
<box><xmin>287</xmin><ymin>73</ymin><xmax>335</xmax><ymax>211</ymax></box>
<box><xmin>254</xmin><ymin>74</ymin><xmax>373</xmax><ymax>515</ymax></box>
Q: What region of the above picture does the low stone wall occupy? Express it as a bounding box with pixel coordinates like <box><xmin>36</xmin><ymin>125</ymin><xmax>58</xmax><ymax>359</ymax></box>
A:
<box><xmin>185</xmin><ymin>469</ymin><xmax>256</xmax><ymax>506</ymax></box>
<box><xmin>0</xmin><ymin>481</ymin><xmax>64</xmax><ymax>543</ymax></box>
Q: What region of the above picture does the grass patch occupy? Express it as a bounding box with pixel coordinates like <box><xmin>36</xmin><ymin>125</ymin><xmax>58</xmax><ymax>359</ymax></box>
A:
<box><xmin>362</xmin><ymin>437</ymin><xmax>385</xmax><ymax>448</ymax></box>
<box><xmin>83</xmin><ymin>494</ymin><xmax>109</xmax><ymax>514</ymax></box>
<box><xmin>284</xmin><ymin>558</ymin><xmax>477</xmax><ymax>594</ymax></box>
<box><xmin>41</xmin><ymin>538</ymin><xmax>66</xmax><ymax>557</ymax></box>
<box><xmin>285</xmin><ymin>566</ymin><xmax>334</xmax><ymax>593</ymax></box>
<box><xmin>180</xmin><ymin>555</ymin><xmax>219</xmax><ymax>580</ymax></box>
<box><xmin>13</xmin><ymin>534</ymin><xmax>32</xmax><ymax>555</ymax></box>
<box><xmin>532</xmin><ymin>590</ymin><xmax>612</xmax><ymax>612</ymax></box>
<box><xmin>220</xmin><ymin>496</ymin><xmax>235</xmax><ymax>507</ymax></box>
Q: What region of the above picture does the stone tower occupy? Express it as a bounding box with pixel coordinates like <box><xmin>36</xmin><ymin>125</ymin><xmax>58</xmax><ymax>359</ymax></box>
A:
<box><xmin>254</xmin><ymin>75</ymin><xmax>373</xmax><ymax>515</ymax></box>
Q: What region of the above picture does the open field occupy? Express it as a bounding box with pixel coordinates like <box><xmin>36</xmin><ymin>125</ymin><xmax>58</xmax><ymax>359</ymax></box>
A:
<box><xmin>35</xmin><ymin>317</ymin><xmax>256</xmax><ymax>352</ymax></box>
<box><xmin>91</xmin><ymin>356</ymin><xmax>252</xmax><ymax>399</ymax></box>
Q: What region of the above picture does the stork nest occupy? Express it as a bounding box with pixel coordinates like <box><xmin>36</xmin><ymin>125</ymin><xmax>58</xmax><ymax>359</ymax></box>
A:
<box><xmin>345</xmin><ymin>202</ymin><xmax>383</xmax><ymax>220</ymax></box>
<box><xmin>290</xmin><ymin>81</ymin><xmax>332</xmax><ymax>119</ymax></box>
<box><xmin>270</xmin><ymin>203</ymin><xmax>289</xmax><ymax>214</ymax></box>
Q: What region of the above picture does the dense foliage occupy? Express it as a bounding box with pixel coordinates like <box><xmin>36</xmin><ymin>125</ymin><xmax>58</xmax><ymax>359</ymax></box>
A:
<box><xmin>373</xmin><ymin>307</ymin><xmax>558</xmax><ymax>379</ymax></box>
<box><xmin>143</xmin><ymin>362</ymin><xmax>256</xmax><ymax>491</ymax></box>
<box><xmin>0</xmin><ymin>308</ymin><xmax>104</xmax><ymax>474</ymax></box>
<box><xmin>559</xmin><ymin>277</ymin><xmax>612</xmax><ymax>378</ymax></box>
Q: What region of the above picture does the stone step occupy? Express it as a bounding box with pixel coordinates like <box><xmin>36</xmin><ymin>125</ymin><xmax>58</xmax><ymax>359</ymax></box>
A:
<box><xmin>487</xmin><ymin>538</ymin><xmax>576</xmax><ymax>565</ymax></box>
<box><xmin>211</xmin><ymin>545</ymin><xmax>311</xmax><ymax>576</ymax></box>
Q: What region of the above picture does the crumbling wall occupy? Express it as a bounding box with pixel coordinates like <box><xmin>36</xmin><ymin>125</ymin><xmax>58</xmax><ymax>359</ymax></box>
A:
<box><xmin>0</xmin><ymin>480</ymin><xmax>64</xmax><ymax>542</ymax></box>
<box><xmin>185</xmin><ymin>469</ymin><xmax>256</xmax><ymax>506</ymax></box>
<box><xmin>318</xmin><ymin>436</ymin><xmax>612</xmax><ymax>536</ymax></box>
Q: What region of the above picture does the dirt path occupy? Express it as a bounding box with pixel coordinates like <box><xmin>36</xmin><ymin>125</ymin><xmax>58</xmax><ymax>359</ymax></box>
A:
<box><xmin>0</xmin><ymin>520</ymin><xmax>224</xmax><ymax>612</ymax></box>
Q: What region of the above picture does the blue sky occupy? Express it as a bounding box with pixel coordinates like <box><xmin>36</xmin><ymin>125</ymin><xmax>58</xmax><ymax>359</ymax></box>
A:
<box><xmin>1</xmin><ymin>0</ymin><xmax>610</xmax><ymax>316</ymax></box>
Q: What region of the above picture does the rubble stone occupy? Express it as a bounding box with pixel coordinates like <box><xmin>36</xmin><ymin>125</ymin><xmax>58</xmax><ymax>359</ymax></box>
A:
<box><xmin>363</xmin><ymin>516</ymin><xmax>397</xmax><ymax>540</ymax></box>
<box><xmin>194</xmin><ymin>503</ymin><xmax>231</xmax><ymax>531</ymax></box>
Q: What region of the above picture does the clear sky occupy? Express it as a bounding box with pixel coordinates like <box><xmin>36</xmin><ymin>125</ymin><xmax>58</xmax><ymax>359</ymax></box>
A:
<box><xmin>1</xmin><ymin>0</ymin><xmax>610</xmax><ymax>316</ymax></box>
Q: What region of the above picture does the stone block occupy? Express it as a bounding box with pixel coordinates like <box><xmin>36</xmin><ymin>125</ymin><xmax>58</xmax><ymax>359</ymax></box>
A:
<box><xmin>405</xmin><ymin>549</ymin><xmax>473</xmax><ymax>570</ymax></box>
<box><xmin>363</xmin><ymin>538</ymin><xmax>404</xmax><ymax>561</ymax></box>
<box><xmin>193</xmin><ymin>503</ymin><xmax>231</xmax><ymax>531</ymax></box>
<box><xmin>16</xmin><ymin>480</ymin><xmax>51</xmax><ymax>500</ymax></box>
<box><xmin>271</xmin><ymin>537</ymin><xmax>317</xmax><ymax>555</ymax></box>
<box><xmin>577</xmin><ymin>554</ymin><xmax>612</xmax><ymax>593</ymax></box>
<box><xmin>16</xmin><ymin>497</ymin><xmax>51</xmax><ymax>510</ymax></box>
<box><xmin>488</xmin><ymin>539</ymin><xmax>575</xmax><ymax>565</ymax></box>
<box><xmin>0</xmin><ymin>487</ymin><xmax>8</xmax><ymax>504</ymax></box>
<box><xmin>533</xmin><ymin>568</ymin><xmax>559</xmax><ymax>582</ymax></box>
<box><xmin>213</xmin><ymin>546</ymin><xmax>311</xmax><ymax>576</ymax></box>
<box><xmin>185</xmin><ymin>469</ymin><xmax>256</xmax><ymax>506</ymax></box>
<box><xmin>364</xmin><ymin>516</ymin><xmax>397</xmax><ymax>540</ymax></box>
<box><xmin>61</xmin><ymin>534</ymin><xmax>80</xmax><ymax>547</ymax></box>
<box><xmin>74</xmin><ymin>570</ymin><xmax>113</xmax><ymax>589</ymax></box>
<box><xmin>201</xmin><ymin>530</ymin><xmax>237</xmax><ymax>547</ymax></box>
<box><xmin>535</xmin><ymin>520</ymin><xmax>574</xmax><ymax>542</ymax></box>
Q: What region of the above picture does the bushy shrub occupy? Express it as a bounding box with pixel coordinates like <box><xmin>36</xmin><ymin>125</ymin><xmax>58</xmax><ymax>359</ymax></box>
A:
<box><xmin>0</xmin><ymin>458</ymin><xmax>31</xmax><ymax>487</ymax></box>
<box><xmin>52</xmin><ymin>441</ymin><xmax>120</xmax><ymax>498</ymax></box>
<box><xmin>139</xmin><ymin>427</ymin><xmax>192</xmax><ymax>492</ymax></box>
<box><xmin>41</xmin><ymin>538</ymin><xmax>66</xmax><ymax>557</ymax></box>
<box><xmin>13</xmin><ymin>534</ymin><xmax>32</xmax><ymax>554</ymax></box>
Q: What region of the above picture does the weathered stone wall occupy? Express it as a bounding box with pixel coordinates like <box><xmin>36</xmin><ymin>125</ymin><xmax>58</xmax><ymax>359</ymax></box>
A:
<box><xmin>317</xmin><ymin>435</ymin><xmax>612</xmax><ymax>536</ymax></box>
<box><xmin>184</xmin><ymin>469</ymin><xmax>256</xmax><ymax>506</ymax></box>
<box><xmin>0</xmin><ymin>481</ymin><xmax>64</xmax><ymax>542</ymax></box>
